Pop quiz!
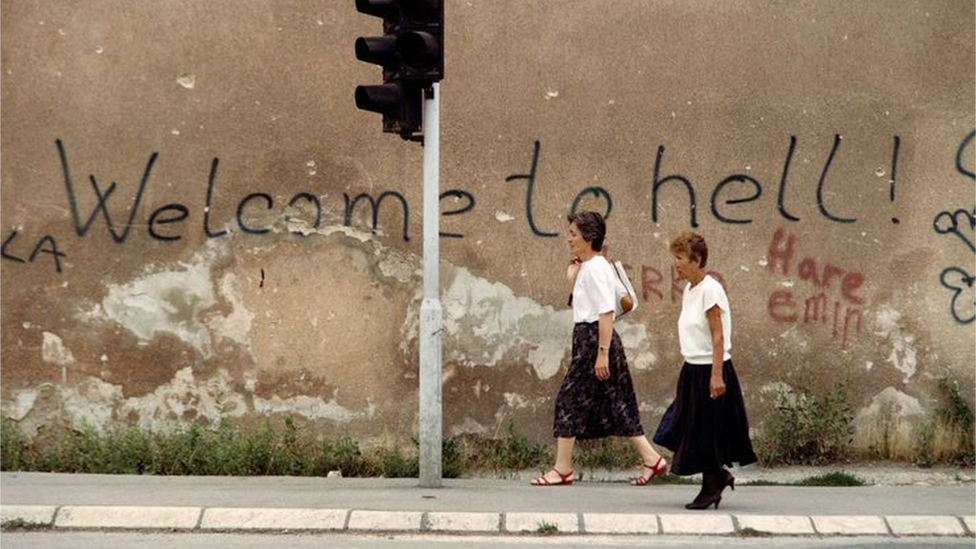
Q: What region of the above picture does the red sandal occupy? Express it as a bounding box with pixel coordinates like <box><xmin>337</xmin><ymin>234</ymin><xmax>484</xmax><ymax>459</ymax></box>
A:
<box><xmin>531</xmin><ymin>468</ymin><xmax>575</xmax><ymax>486</ymax></box>
<box><xmin>631</xmin><ymin>456</ymin><xmax>668</xmax><ymax>486</ymax></box>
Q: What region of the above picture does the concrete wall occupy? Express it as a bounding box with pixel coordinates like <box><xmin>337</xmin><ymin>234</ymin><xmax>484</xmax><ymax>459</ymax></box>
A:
<box><xmin>2</xmin><ymin>0</ymin><xmax>973</xmax><ymax>451</ymax></box>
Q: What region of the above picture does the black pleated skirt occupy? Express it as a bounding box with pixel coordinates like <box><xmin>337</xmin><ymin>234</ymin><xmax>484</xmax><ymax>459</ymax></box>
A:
<box><xmin>552</xmin><ymin>322</ymin><xmax>644</xmax><ymax>440</ymax></box>
<box><xmin>653</xmin><ymin>360</ymin><xmax>757</xmax><ymax>475</ymax></box>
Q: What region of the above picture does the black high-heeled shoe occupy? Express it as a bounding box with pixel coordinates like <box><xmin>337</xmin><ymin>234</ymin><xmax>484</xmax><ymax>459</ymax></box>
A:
<box><xmin>685</xmin><ymin>471</ymin><xmax>724</xmax><ymax>510</ymax></box>
<box><xmin>685</xmin><ymin>493</ymin><xmax>722</xmax><ymax>510</ymax></box>
<box><xmin>721</xmin><ymin>469</ymin><xmax>735</xmax><ymax>492</ymax></box>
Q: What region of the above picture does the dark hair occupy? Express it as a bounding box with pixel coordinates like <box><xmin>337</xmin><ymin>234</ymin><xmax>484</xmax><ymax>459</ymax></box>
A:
<box><xmin>567</xmin><ymin>211</ymin><xmax>606</xmax><ymax>251</ymax></box>
<box><xmin>670</xmin><ymin>231</ymin><xmax>708</xmax><ymax>268</ymax></box>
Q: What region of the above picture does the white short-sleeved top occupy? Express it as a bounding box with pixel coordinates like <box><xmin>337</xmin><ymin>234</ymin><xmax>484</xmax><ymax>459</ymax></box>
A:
<box><xmin>678</xmin><ymin>275</ymin><xmax>732</xmax><ymax>364</ymax></box>
<box><xmin>572</xmin><ymin>255</ymin><xmax>618</xmax><ymax>323</ymax></box>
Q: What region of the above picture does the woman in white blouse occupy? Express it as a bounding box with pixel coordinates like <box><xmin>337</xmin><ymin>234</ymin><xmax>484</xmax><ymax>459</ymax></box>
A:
<box><xmin>531</xmin><ymin>211</ymin><xmax>668</xmax><ymax>486</ymax></box>
<box><xmin>654</xmin><ymin>231</ymin><xmax>757</xmax><ymax>509</ymax></box>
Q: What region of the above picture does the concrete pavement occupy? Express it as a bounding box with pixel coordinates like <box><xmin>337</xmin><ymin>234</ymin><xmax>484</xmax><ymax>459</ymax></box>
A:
<box><xmin>1</xmin><ymin>471</ymin><xmax>973</xmax><ymax>538</ymax></box>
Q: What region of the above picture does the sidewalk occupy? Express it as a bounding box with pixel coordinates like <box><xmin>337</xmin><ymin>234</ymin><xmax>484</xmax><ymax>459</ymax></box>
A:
<box><xmin>1</xmin><ymin>470</ymin><xmax>974</xmax><ymax>538</ymax></box>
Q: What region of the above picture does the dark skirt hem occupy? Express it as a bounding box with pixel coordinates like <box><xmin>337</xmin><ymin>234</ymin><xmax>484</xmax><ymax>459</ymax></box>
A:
<box><xmin>653</xmin><ymin>359</ymin><xmax>757</xmax><ymax>476</ymax></box>
<box><xmin>552</xmin><ymin>322</ymin><xmax>645</xmax><ymax>440</ymax></box>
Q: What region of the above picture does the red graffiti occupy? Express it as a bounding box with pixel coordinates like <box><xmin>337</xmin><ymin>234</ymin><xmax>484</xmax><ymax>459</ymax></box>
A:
<box><xmin>637</xmin><ymin>264</ymin><xmax>726</xmax><ymax>304</ymax></box>
<box><xmin>765</xmin><ymin>227</ymin><xmax>866</xmax><ymax>348</ymax></box>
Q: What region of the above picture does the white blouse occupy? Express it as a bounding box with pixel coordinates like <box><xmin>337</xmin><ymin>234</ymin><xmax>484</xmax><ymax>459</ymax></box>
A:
<box><xmin>572</xmin><ymin>256</ymin><xmax>618</xmax><ymax>323</ymax></box>
<box><xmin>678</xmin><ymin>275</ymin><xmax>733</xmax><ymax>364</ymax></box>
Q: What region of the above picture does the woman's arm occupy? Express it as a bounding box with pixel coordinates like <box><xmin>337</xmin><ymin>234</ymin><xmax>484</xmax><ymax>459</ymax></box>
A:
<box><xmin>566</xmin><ymin>258</ymin><xmax>581</xmax><ymax>307</ymax></box>
<box><xmin>594</xmin><ymin>311</ymin><xmax>614</xmax><ymax>381</ymax></box>
<box><xmin>706</xmin><ymin>305</ymin><xmax>727</xmax><ymax>399</ymax></box>
<box><xmin>567</xmin><ymin>257</ymin><xmax>581</xmax><ymax>285</ymax></box>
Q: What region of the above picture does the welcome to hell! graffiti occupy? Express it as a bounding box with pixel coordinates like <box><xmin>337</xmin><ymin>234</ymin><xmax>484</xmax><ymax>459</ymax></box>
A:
<box><xmin>1</xmin><ymin>132</ymin><xmax>973</xmax><ymax>329</ymax></box>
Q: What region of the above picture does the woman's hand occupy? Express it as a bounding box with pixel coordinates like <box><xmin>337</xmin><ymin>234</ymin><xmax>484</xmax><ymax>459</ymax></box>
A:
<box><xmin>705</xmin><ymin>305</ymin><xmax>727</xmax><ymax>399</ymax></box>
<box><xmin>709</xmin><ymin>374</ymin><xmax>726</xmax><ymax>399</ymax></box>
<box><xmin>594</xmin><ymin>352</ymin><xmax>611</xmax><ymax>381</ymax></box>
<box><xmin>566</xmin><ymin>257</ymin><xmax>581</xmax><ymax>284</ymax></box>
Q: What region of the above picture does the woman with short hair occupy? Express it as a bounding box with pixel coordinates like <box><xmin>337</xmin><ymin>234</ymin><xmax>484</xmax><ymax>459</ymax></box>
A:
<box><xmin>531</xmin><ymin>210</ymin><xmax>668</xmax><ymax>487</ymax></box>
<box><xmin>654</xmin><ymin>231</ymin><xmax>757</xmax><ymax>509</ymax></box>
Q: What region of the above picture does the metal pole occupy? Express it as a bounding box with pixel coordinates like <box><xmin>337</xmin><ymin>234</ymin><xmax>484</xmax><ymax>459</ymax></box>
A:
<box><xmin>419</xmin><ymin>82</ymin><xmax>442</xmax><ymax>488</ymax></box>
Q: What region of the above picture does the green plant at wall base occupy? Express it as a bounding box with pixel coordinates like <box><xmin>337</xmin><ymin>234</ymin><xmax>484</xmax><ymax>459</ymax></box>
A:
<box><xmin>913</xmin><ymin>422</ymin><xmax>937</xmax><ymax>469</ymax></box>
<box><xmin>466</xmin><ymin>421</ymin><xmax>550</xmax><ymax>471</ymax></box>
<box><xmin>936</xmin><ymin>377</ymin><xmax>975</xmax><ymax>429</ymax></box>
<box><xmin>916</xmin><ymin>378</ymin><xmax>976</xmax><ymax>466</ymax></box>
<box><xmin>755</xmin><ymin>383</ymin><xmax>854</xmax><ymax>465</ymax></box>
<box><xmin>575</xmin><ymin>437</ymin><xmax>634</xmax><ymax>470</ymax></box>
<box><xmin>376</xmin><ymin>446</ymin><xmax>420</xmax><ymax>478</ymax></box>
<box><xmin>1</xmin><ymin>417</ymin><xmax>24</xmax><ymax>471</ymax></box>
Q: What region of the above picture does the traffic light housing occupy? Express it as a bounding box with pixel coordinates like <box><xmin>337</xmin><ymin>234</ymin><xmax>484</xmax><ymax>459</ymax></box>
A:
<box><xmin>354</xmin><ymin>0</ymin><xmax>443</xmax><ymax>140</ymax></box>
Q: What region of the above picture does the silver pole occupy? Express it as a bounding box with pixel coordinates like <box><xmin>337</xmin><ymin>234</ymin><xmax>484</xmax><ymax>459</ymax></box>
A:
<box><xmin>419</xmin><ymin>82</ymin><xmax>442</xmax><ymax>488</ymax></box>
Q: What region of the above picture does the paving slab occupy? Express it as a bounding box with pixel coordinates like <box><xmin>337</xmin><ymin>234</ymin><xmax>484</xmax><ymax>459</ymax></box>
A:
<box><xmin>200</xmin><ymin>508</ymin><xmax>347</xmax><ymax>530</ymax></box>
<box><xmin>425</xmin><ymin>511</ymin><xmax>500</xmax><ymax>532</ymax></box>
<box><xmin>963</xmin><ymin>516</ymin><xmax>976</xmax><ymax>535</ymax></box>
<box><xmin>735</xmin><ymin>515</ymin><xmax>815</xmax><ymax>535</ymax></box>
<box><xmin>0</xmin><ymin>505</ymin><xmax>57</xmax><ymax>526</ymax></box>
<box><xmin>583</xmin><ymin>512</ymin><xmax>659</xmax><ymax>534</ymax></box>
<box><xmin>885</xmin><ymin>515</ymin><xmax>967</xmax><ymax>536</ymax></box>
<box><xmin>660</xmin><ymin>514</ymin><xmax>735</xmax><ymax>535</ymax></box>
<box><xmin>504</xmin><ymin>512</ymin><xmax>578</xmax><ymax>533</ymax></box>
<box><xmin>812</xmin><ymin>515</ymin><xmax>889</xmax><ymax>535</ymax></box>
<box><xmin>55</xmin><ymin>505</ymin><xmax>200</xmax><ymax>529</ymax></box>
<box><xmin>347</xmin><ymin>510</ymin><xmax>422</xmax><ymax>531</ymax></box>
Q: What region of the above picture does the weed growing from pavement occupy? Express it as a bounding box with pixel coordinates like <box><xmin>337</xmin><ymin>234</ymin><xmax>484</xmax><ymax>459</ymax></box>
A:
<box><xmin>741</xmin><ymin>470</ymin><xmax>865</xmax><ymax>487</ymax></box>
<box><xmin>0</xmin><ymin>518</ymin><xmax>49</xmax><ymax>531</ymax></box>
<box><xmin>535</xmin><ymin>522</ymin><xmax>559</xmax><ymax>535</ymax></box>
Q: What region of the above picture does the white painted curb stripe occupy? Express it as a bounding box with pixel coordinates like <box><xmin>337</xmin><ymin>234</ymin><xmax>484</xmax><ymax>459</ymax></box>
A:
<box><xmin>425</xmin><ymin>511</ymin><xmax>500</xmax><ymax>532</ymax></box>
<box><xmin>886</xmin><ymin>515</ymin><xmax>967</xmax><ymax>536</ymax></box>
<box><xmin>583</xmin><ymin>512</ymin><xmax>659</xmax><ymax>534</ymax></box>
<box><xmin>812</xmin><ymin>515</ymin><xmax>889</xmax><ymax>535</ymax></box>
<box><xmin>55</xmin><ymin>506</ymin><xmax>201</xmax><ymax>529</ymax></box>
<box><xmin>2</xmin><ymin>505</ymin><xmax>972</xmax><ymax>537</ymax></box>
<box><xmin>201</xmin><ymin>508</ymin><xmax>348</xmax><ymax>530</ymax></box>
<box><xmin>0</xmin><ymin>505</ymin><xmax>57</xmax><ymax>526</ymax></box>
<box><xmin>347</xmin><ymin>510</ymin><xmax>422</xmax><ymax>531</ymax></box>
<box><xmin>660</xmin><ymin>514</ymin><xmax>736</xmax><ymax>535</ymax></box>
<box><xmin>735</xmin><ymin>515</ymin><xmax>815</xmax><ymax>535</ymax></box>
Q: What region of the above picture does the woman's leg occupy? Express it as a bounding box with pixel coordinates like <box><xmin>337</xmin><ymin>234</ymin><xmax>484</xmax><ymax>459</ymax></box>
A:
<box><xmin>555</xmin><ymin>437</ymin><xmax>576</xmax><ymax>472</ymax></box>
<box><xmin>534</xmin><ymin>437</ymin><xmax>576</xmax><ymax>484</ymax></box>
<box><xmin>628</xmin><ymin>435</ymin><xmax>667</xmax><ymax>483</ymax></box>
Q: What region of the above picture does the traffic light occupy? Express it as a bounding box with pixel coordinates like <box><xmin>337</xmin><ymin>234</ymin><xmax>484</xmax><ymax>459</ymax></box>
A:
<box><xmin>354</xmin><ymin>0</ymin><xmax>443</xmax><ymax>140</ymax></box>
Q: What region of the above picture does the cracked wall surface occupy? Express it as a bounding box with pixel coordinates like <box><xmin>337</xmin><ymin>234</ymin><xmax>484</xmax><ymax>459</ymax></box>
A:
<box><xmin>1</xmin><ymin>0</ymin><xmax>973</xmax><ymax>451</ymax></box>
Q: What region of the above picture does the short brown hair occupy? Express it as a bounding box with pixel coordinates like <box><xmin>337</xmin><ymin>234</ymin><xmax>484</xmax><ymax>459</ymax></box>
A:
<box><xmin>670</xmin><ymin>231</ymin><xmax>708</xmax><ymax>268</ymax></box>
<box><xmin>567</xmin><ymin>211</ymin><xmax>606</xmax><ymax>251</ymax></box>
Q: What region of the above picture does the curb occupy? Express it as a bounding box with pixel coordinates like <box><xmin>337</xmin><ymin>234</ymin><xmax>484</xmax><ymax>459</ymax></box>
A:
<box><xmin>2</xmin><ymin>505</ymin><xmax>974</xmax><ymax>537</ymax></box>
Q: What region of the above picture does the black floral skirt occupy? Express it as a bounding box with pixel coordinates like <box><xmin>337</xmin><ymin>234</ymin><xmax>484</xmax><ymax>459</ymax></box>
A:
<box><xmin>653</xmin><ymin>360</ymin><xmax>757</xmax><ymax>475</ymax></box>
<box><xmin>552</xmin><ymin>322</ymin><xmax>644</xmax><ymax>439</ymax></box>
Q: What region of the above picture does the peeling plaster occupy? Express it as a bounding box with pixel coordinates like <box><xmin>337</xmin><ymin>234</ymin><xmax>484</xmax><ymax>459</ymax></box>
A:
<box><xmin>253</xmin><ymin>393</ymin><xmax>369</xmax><ymax>422</ymax></box>
<box><xmin>207</xmin><ymin>273</ymin><xmax>255</xmax><ymax>349</ymax></box>
<box><xmin>450</xmin><ymin>417</ymin><xmax>489</xmax><ymax>437</ymax></box>
<box><xmin>41</xmin><ymin>332</ymin><xmax>75</xmax><ymax>366</ymax></box>
<box><xmin>101</xmin><ymin>260</ymin><xmax>216</xmax><ymax>357</ymax></box>
<box><xmin>6</xmin><ymin>367</ymin><xmax>374</xmax><ymax>434</ymax></box>
<box><xmin>875</xmin><ymin>305</ymin><xmax>918</xmax><ymax>382</ymax></box>
<box><xmin>2</xmin><ymin>390</ymin><xmax>39</xmax><ymax>421</ymax></box>
<box><xmin>403</xmin><ymin>266</ymin><xmax>659</xmax><ymax>380</ymax></box>
<box><xmin>853</xmin><ymin>386</ymin><xmax>925</xmax><ymax>443</ymax></box>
